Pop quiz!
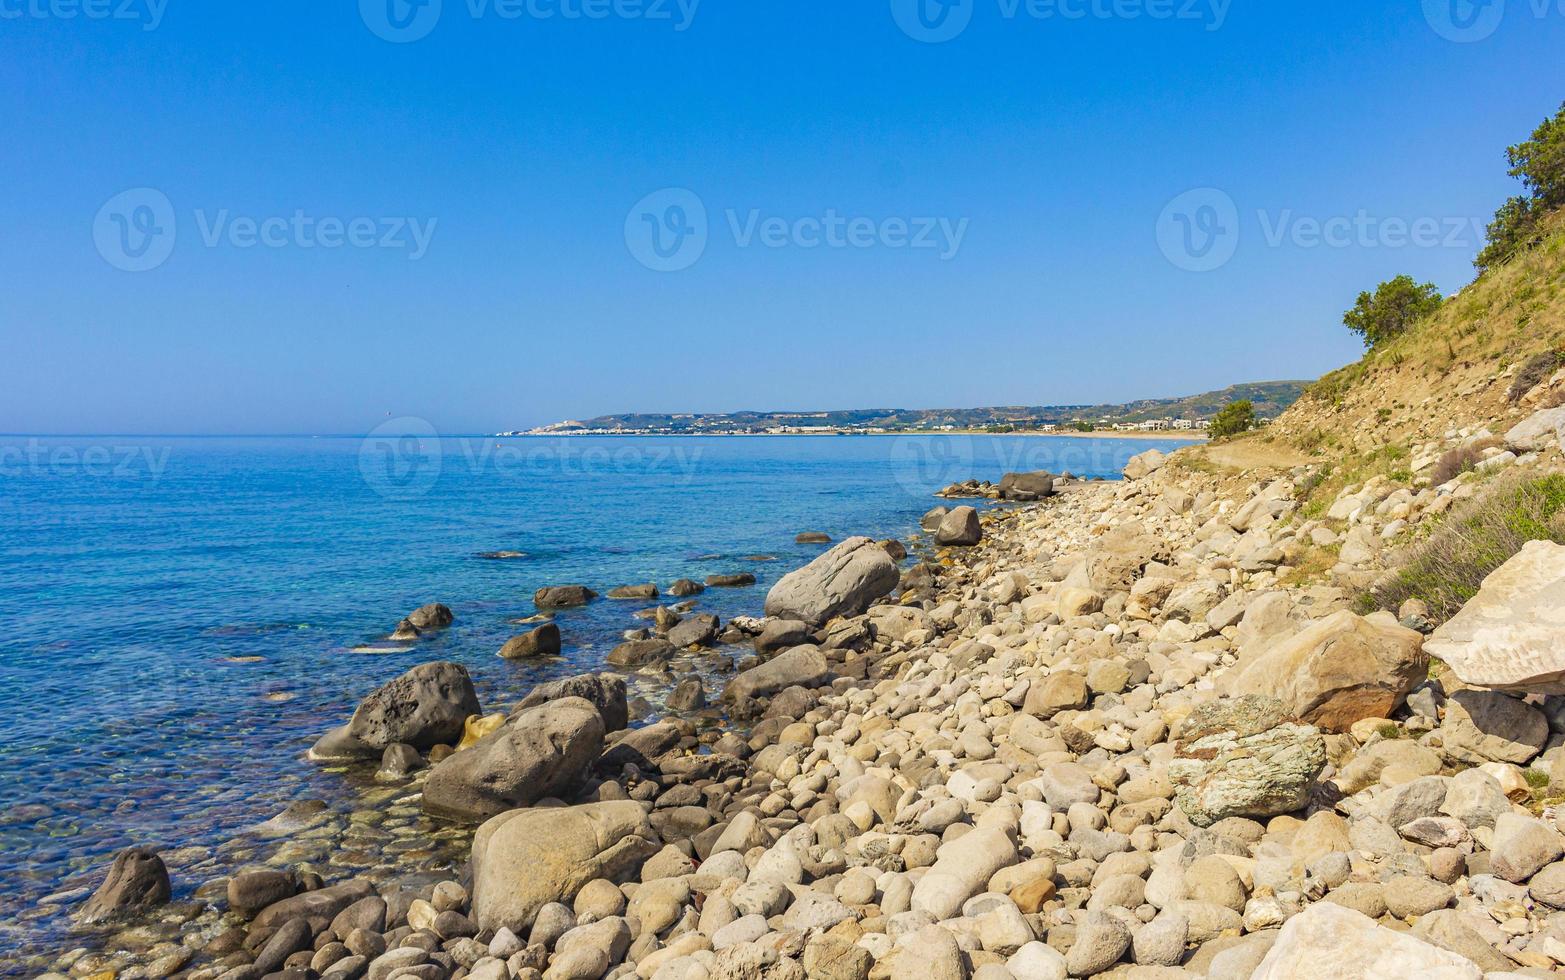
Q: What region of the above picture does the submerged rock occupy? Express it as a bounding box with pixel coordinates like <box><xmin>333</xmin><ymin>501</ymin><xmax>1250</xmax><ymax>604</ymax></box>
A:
<box><xmin>310</xmin><ymin>661</ymin><xmax>481</xmax><ymax>761</ymax></box>
<box><xmin>77</xmin><ymin>847</ymin><xmax>170</xmax><ymax>923</ymax></box>
<box><xmin>498</xmin><ymin>623</ymin><xmax>562</xmax><ymax>660</ymax></box>
<box><xmin>535</xmin><ymin>585</ymin><xmax>598</xmax><ymax>608</ymax></box>
<box><xmin>391</xmin><ymin>602</ymin><xmax>454</xmax><ymax>640</ymax></box>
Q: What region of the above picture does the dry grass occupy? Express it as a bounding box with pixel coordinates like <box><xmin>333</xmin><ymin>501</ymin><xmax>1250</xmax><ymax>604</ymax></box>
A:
<box><xmin>1363</xmin><ymin>471</ymin><xmax>1565</xmax><ymax>623</ymax></box>
<box><xmin>1508</xmin><ymin>350</ymin><xmax>1565</xmax><ymax>403</ymax></box>
<box><xmin>1431</xmin><ymin>436</ymin><xmax>1505</xmax><ymax>485</ymax></box>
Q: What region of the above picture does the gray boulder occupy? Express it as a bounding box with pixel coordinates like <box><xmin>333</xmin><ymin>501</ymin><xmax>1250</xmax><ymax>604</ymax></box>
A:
<box><xmin>666</xmin><ymin>613</ymin><xmax>720</xmax><ymax>649</ymax></box>
<box><xmin>1505</xmin><ymin>405</ymin><xmax>1565</xmax><ymax>453</ymax></box>
<box><xmin>535</xmin><ymin>585</ymin><xmax>597</xmax><ymax>608</ymax></box>
<box><xmin>1124</xmin><ymin>449</ymin><xmax>1166</xmax><ymax>480</ymax></box>
<box><xmin>422</xmin><ymin>697</ymin><xmax>606</xmax><ymax>821</ymax></box>
<box><xmin>77</xmin><ymin>847</ymin><xmax>170</xmax><ymax>923</ymax></box>
<box><xmin>999</xmin><ymin>471</ymin><xmax>1054</xmax><ymax>501</ymax></box>
<box><xmin>1168</xmin><ymin>695</ymin><xmax>1326</xmax><ymax>827</ymax></box>
<box><xmin>514</xmin><ymin>673</ymin><xmax>628</xmax><ymax>732</ymax></box>
<box><xmin>755</xmin><ymin>619</ymin><xmax>813</xmax><ymax>657</ymax></box>
<box><xmin>763</xmin><ymin>537</ymin><xmax>900</xmax><ymax>626</ymax></box>
<box><xmin>1426</xmin><ymin>540</ymin><xmax>1565</xmax><ymax>693</ymax></box>
<box><xmin>935</xmin><ymin>506</ymin><xmax>982</xmax><ymax>546</ymax></box>
<box><xmin>471</xmin><ymin>801</ymin><xmax>659</xmax><ymax>933</ymax></box>
<box><xmin>607</xmin><ymin>638</ymin><xmax>675</xmax><ymax>667</ymax></box>
<box><xmin>311</xmin><ymin>662</ymin><xmax>481</xmax><ymax>761</ymax></box>
<box><xmin>724</xmin><ymin>645</ymin><xmax>830</xmax><ymax>702</ymax></box>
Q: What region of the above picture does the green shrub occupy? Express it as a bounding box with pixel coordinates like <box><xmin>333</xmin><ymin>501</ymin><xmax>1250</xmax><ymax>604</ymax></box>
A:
<box><xmin>1364</xmin><ymin>472</ymin><xmax>1565</xmax><ymax>622</ymax></box>
<box><xmin>1478</xmin><ymin>101</ymin><xmax>1565</xmax><ymax>271</ymax></box>
<box><xmin>1343</xmin><ymin>276</ymin><xmax>1445</xmax><ymax>349</ymax></box>
<box><xmin>1209</xmin><ymin>400</ymin><xmax>1258</xmax><ymax>439</ymax></box>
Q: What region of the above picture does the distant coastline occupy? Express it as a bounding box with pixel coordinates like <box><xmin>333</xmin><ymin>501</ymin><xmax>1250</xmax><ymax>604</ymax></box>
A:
<box><xmin>491</xmin><ymin>429</ymin><xmax>1209</xmax><ymax>442</ymax></box>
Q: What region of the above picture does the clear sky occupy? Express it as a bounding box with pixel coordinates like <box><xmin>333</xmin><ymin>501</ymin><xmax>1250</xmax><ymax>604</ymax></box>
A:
<box><xmin>3</xmin><ymin>0</ymin><xmax>1562</xmax><ymax>434</ymax></box>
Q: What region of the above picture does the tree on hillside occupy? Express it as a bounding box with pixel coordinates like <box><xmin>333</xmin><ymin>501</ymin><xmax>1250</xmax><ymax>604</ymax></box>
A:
<box><xmin>1342</xmin><ymin>275</ymin><xmax>1444</xmax><ymax>349</ymax></box>
<box><xmin>1209</xmin><ymin>400</ymin><xmax>1257</xmax><ymax>439</ymax></box>
<box><xmin>1477</xmin><ymin>101</ymin><xmax>1565</xmax><ymax>272</ymax></box>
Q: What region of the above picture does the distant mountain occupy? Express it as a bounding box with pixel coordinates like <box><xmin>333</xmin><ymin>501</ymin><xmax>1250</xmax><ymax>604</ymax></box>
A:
<box><xmin>510</xmin><ymin>381</ymin><xmax>1310</xmax><ymax>435</ymax></box>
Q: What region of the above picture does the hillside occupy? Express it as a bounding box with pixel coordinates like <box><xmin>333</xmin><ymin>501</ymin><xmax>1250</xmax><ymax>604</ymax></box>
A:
<box><xmin>517</xmin><ymin>381</ymin><xmax>1307</xmax><ymax>435</ymax></box>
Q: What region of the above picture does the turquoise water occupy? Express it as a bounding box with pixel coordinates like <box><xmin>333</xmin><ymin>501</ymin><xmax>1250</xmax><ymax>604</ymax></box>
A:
<box><xmin>0</xmin><ymin>433</ymin><xmax>1173</xmax><ymax>963</ymax></box>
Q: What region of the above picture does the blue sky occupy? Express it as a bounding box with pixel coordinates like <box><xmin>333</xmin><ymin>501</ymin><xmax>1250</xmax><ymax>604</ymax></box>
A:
<box><xmin>2</xmin><ymin>0</ymin><xmax>1562</xmax><ymax>434</ymax></box>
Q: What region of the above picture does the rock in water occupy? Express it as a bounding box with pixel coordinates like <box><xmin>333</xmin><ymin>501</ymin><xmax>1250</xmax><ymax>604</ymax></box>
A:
<box><xmin>1250</xmin><ymin>902</ymin><xmax>1482</xmax><ymax>979</ymax></box>
<box><xmin>607</xmin><ymin>637</ymin><xmax>675</xmax><ymax>667</ymax></box>
<box><xmin>796</xmin><ymin>531</ymin><xmax>832</xmax><ymax>543</ymax></box>
<box><xmin>498</xmin><ymin>623</ymin><xmax>562</xmax><ymax>659</ymax></box>
<box><xmin>471</xmin><ymin>801</ymin><xmax>659</xmax><ymax>933</ymax></box>
<box><xmin>706</xmin><ymin>572</ymin><xmax>757</xmax><ymax>587</ymax></box>
<box><xmin>310</xmin><ymin>661</ymin><xmax>482</xmax><ymax>761</ymax></box>
<box><xmin>724</xmin><ymin>645</ymin><xmax>830</xmax><ymax>702</ymax></box>
<box><xmin>607</xmin><ymin>583</ymin><xmax>658</xmax><ymax>600</ymax></box>
<box><xmin>1221</xmin><ymin>610</ymin><xmax>1426</xmax><ymax>732</ymax></box>
<box><xmin>763</xmin><ymin>537</ymin><xmax>900</xmax><ymax>626</ymax></box>
<box><xmin>998</xmin><ymin>471</ymin><xmax>1054</xmax><ymax>501</ymax></box>
<box><xmin>513</xmin><ymin>673</ymin><xmax>629</xmax><ymax>732</ymax></box>
<box><xmin>934</xmin><ymin>506</ymin><xmax>982</xmax><ymax>546</ymax></box>
<box><xmin>1425</xmin><ymin>540</ymin><xmax>1565</xmax><ymax>693</ymax></box>
<box><xmin>668</xmin><ymin>578</ymin><xmax>705</xmax><ymax>597</ymax></box>
<box><xmin>1168</xmin><ymin>695</ymin><xmax>1326</xmax><ymax>827</ymax></box>
<box><xmin>666</xmin><ymin>613</ymin><xmax>720</xmax><ymax>648</ymax></box>
<box><xmin>422</xmin><ymin>697</ymin><xmax>605</xmax><ymax>821</ymax></box>
<box><xmin>391</xmin><ymin>602</ymin><xmax>454</xmax><ymax>640</ymax></box>
<box><xmin>1123</xmin><ymin>449</ymin><xmax>1166</xmax><ymax>480</ymax></box>
<box><xmin>534</xmin><ymin>585</ymin><xmax>597</xmax><ymax>608</ymax></box>
<box><xmin>78</xmin><ymin>847</ymin><xmax>170</xmax><ymax>923</ymax></box>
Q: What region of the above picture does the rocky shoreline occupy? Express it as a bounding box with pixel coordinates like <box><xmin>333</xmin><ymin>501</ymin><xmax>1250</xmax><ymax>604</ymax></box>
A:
<box><xmin>30</xmin><ymin>429</ymin><xmax>1565</xmax><ymax>980</ymax></box>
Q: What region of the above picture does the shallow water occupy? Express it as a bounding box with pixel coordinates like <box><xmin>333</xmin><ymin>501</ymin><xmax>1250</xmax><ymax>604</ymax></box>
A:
<box><xmin>0</xmin><ymin>432</ymin><xmax>1173</xmax><ymax>967</ymax></box>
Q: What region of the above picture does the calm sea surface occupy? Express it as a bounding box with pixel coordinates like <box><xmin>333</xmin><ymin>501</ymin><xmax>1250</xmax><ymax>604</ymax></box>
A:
<box><xmin>0</xmin><ymin>433</ymin><xmax>1177</xmax><ymax>963</ymax></box>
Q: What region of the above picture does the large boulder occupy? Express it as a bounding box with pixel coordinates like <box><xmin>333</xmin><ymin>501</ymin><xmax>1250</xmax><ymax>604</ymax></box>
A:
<box><xmin>1069</xmin><ymin>528</ymin><xmax>1169</xmax><ymax>593</ymax></box>
<box><xmin>513</xmin><ymin>673</ymin><xmax>628</xmax><ymax>732</ymax></box>
<box><xmin>998</xmin><ymin>471</ymin><xmax>1054</xmax><ymax>501</ymax></box>
<box><xmin>498</xmin><ymin>623</ymin><xmax>561</xmax><ymax>660</ymax></box>
<box><xmin>1250</xmin><ymin>902</ymin><xmax>1481</xmax><ymax>979</ymax></box>
<box><xmin>471</xmin><ymin>801</ymin><xmax>659</xmax><ymax>933</ymax></box>
<box><xmin>1440</xmin><ymin>688</ymin><xmax>1549</xmax><ymax>765</ymax></box>
<box><xmin>310</xmin><ymin>662</ymin><xmax>481</xmax><ymax>761</ymax></box>
<box><xmin>934</xmin><ymin>506</ymin><xmax>982</xmax><ymax>546</ymax></box>
<box><xmin>392</xmin><ymin>602</ymin><xmax>454</xmax><ymax>640</ymax></box>
<box><xmin>1425</xmin><ymin>540</ymin><xmax>1565</xmax><ymax>693</ymax></box>
<box><xmin>666</xmin><ymin>613</ymin><xmax>720</xmax><ymax>649</ymax></box>
<box><xmin>423</xmin><ymin>697</ymin><xmax>606</xmax><ymax>821</ymax></box>
<box><xmin>1168</xmin><ymin>695</ymin><xmax>1326</xmax><ymax>827</ymax></box>
<box><xmin>535</xmin><ymin>585</ymin><xmax>597</xmax><ymax>608</ymax></box>
<box><xmin>724</xmin><ymin>645</ymin><xmax>830</xmax><ymax>702</ymax></box>
<box><xmin>763</xmin><ymin>537</ymin><xmax>900</xmax><ymax>626</ymax></box>
<box><xmin>1221</xmin><ymin>610</ymin><xmax>1426</xmax><ymax>732</ymax></box>
<box><xmin>77</xmin><ymin>847</ymin><xmax>170</xmax><ymax>923</ymax></box>
<box><xmin>1505</xmin><ymin>405</ymin><xmax>1565</xmax><ymax>453</ymax></box>
<box><xmin>607</xmin><ymin>638</ymin><xmax>675</xmax><ymax>667</ymax></box>
<box><xmin>1123</xmin><ymin>449</ymin><xmax>1166</xmax><ymax>480</ymax></box>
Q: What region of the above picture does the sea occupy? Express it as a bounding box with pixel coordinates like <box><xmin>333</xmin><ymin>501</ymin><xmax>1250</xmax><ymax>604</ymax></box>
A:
<box><xmin>0</xmin><ymin>432</ymin><xmax>1178</xmax><ymax>965</ymax></box>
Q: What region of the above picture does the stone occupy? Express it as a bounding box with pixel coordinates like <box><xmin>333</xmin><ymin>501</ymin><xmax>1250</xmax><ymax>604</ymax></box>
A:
<box><xmin>514</xmin><ymin>673</ymin><xmax>628</xmax><ymax>733</ymax></box>
<box><xmin>1529</xmin><ymin>861</ymin><xmax>1565</xmax><ymax>907</ymax></box>
<box><xmin>1124</xmin><ymin>449</ymin><xmax>1166</xmax><ymax>480</ymax></box>
<box><xmin>935</xmin><ymin>506</ymin><xmax>982</xmax><ymax>547</ymax></box>
<box><xmin>608</xmin><ymin>583</ymin><xmax>659</xmax><ymax>600</ymax></box>
<box><xmin>669</xmin><ymin>578</ymin><xmax>705</xmax><ymax>597</ymax></box>
<box><xmin>889</xmin><ymin>925</ymin><xmax>965</xmax><ymax>980</ymax></box>
<box><xmin>1441</xmin><ymin>689</ymin><xmax>1549</xmax><ymax>765</ymax></box>
<box><xmin>667</xmin><ymin>675</ymin><xmax>707</xmax><ymax>711</ymax></box>
<box><xmin>471</xmin><ymin>801</ymin><xmax>659</xmax><ymax>933</ymax></box>
<box><xmin>1065</xmin><ymin>911</ymin><xmax>1132</xmax><ymax>976</ymax></box>
<box><xmin>911</xmin><ymin>827</ymin><xmax>1018</xmax><ymax>920</ymax></box>
<box><xmin>77</xmin><ymin>847</ymin><xmax>170</xmax><ymax>923</ymax></box>
<box><xmin>1383</xmin><ymin>875</ymin><xmax>1455</xmax><ymax>918</ymax></box>
<box><xmin>1425</xmin><ymin>541</ymin><xmax>1565</xmax><ymax>692</ymax></box>
<box><xmin>607</xmin><ymin>638</ymin><xmax>676</xmax><ymax>667</ymax></box>
<box><xmin>500</xmin><ymin>624</ymin><xmax>562</xmax><ymax>660</ymax></box>
<box><xmin>423</xmin><ymin>698</ymin><xmax>605</xmax><ymax>821</ymax></box>
<box><xmin>1504</xmin><ymin>405</ymin><xmax>1565</xmax><ymax>452</ymax></box>
<box><xmin>227</xmin><ymin>870</ymin><xmax>298</xmax><ymax>916</ymax></box>
<box><xmin>1438</xmin><ymin>768</ymin><xmax>1511</xmax><ymax>829</ymax></box>
<box><xmin>1183</xmin><ymin>855</ymin><xmax>1246</xmax><ymax>912</ymax></box>
<box><xmin>1491</xmin><ymin>812</ymin><xmax>1565</xmax><ymax>883</ymax></box>
<box><xmin>535</xmin><ymin>585</ymin><xmax>597</xmax><ymax>608</ymax></box>
<box><xmin>803</xmin><ymin>934</ymin><xmax>871</xmax><ymax>980</ymax></box>
<box><xmin>253</xmin><ymin>917</ymin><xmax>314</xmax><ymax>974</ymax></box>
<box><xmin>724</xmin><ymin>645</ymin><xmax>830</xmax><ymax>702</ymax></box>
<box><xmin>1131</xmin><ymin>912</ymin><xmax>1188</xmax><ymax>967</ymax></box>
<box><xmin>1168</xmin><ymin>696</ymin><xmax>1326</xmax><ymax>827</ymax></box>
<box><xmin>252</xmin><ymin>879</ymin><xmax>376</xmax><ymax>930</ymax></box>
<box><xmin>312</xmin><ymin>661</ymin><xmax>481</xmax><ymax>760</ymax></box>
<box><xmin>763</xmin><ymin>537</ymin><xmax>900</xmax><ymax>626</ymax></box>
<box><xmin>667</xmin><ymin>614</ymin><xmax>721</xmax><ymax>649</ymax></box>
<box><xmin>1023</xmin><ymin>671</ymin><xmax>1088</xmax><ymax>719</ymax></box>
<box><xmin>377</xmin><ymin>742</ymin><xmax>424</xmax><ymax>780</ymax></box>
<box><xmin>392</xmin><ymin>602</ymin><xmax>454</xmax><ymax>639</ymax></box>
<box><xmin>1221</xmin><ymin>610</ymin><xmax>1426</xmax><ymax>732</ymax></box>
<box><xmin>1250</xmin><ymin>902</ymin><xmax>1482</xmax><ymax>979</ymax></box>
